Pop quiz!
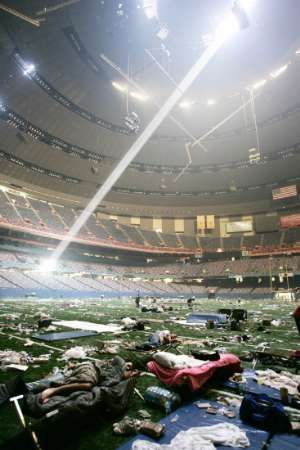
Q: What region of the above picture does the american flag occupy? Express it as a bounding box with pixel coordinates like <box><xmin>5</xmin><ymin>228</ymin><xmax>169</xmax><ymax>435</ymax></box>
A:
<box><xmin>272</xmin><ymin>184</ymin><xmax>297</xmax><ymax>200</ymax></box>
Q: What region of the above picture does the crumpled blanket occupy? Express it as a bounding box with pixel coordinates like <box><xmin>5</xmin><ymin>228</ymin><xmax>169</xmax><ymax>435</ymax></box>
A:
<box><xmin>255</xmin><ymin>369</ymin><xmax>300</xmax><ymax>396</ymax></box>
<box><xmin>153</xmin><ymin>352</ymin><xmax>208</xmax><ymax>370</ymax></box>
<box><xmin>147</xmin><ymin>354</ymin><xmax>241</xmax><ymax>391</ymax></box>
<box><xmin>0</xmin><ymin>350</ymin><xmax>29</xmax><ymax>366</ymax></box>
<box><xmin>25</xmin><ymin>378</ymin><xmax>135</xmax><ymax>418</ymax></box>
<box><xmin>25</xmin><ymin>356</ymin><xmax>132</xmax><ymax>418</ymax></box>
<box><xmin>132</xmin><ymin>423</ymin><xmax>250</xmax><ymax>450</ymax></box>
<box><xmin>55</xmin><ymin>356</ymin><xmax>127</xmax><ymax>387</ymax></box>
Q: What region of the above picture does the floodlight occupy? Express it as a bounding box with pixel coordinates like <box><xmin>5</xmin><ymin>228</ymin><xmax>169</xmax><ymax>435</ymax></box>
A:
<box><xmin>39</xmin><ymin>258</ymin><xmax>57</xmax><ymax>273</ymax></box>
<box><xmin>231</xmin><ymin>0</ymin><xmax>254</xmax><ymax>29</ymax></box>
<box><xmin>179</xmin><ymin>101</ymin><xmax>193</xmax><ymax>109</ymax></box>
<box><xmin>238</xmin><ymin>0</ymin><xmax>256</xmax><ymax>13</ymax></box>
<box><xmin>213</xmin><ymin>0</ymin><xmax>254</xmax><ymax>44</ymax></box>
<box><xmin>295</xmin><ymin>49</ymin><xmax>300</xmax><ymax>55</ymax></box>
<box><xmin>207</xmin><ymin>98</ymin><xmax>216</xmax><ymax>106</ymax></box>
<box><xmin>270</xmin><ymin>64</ymin><xmax>288</xmax><ymax>79</ymax></box>
<box><xmin>112</xmin><ymin>81</ymin><xmax>128</xmax><ymax>92</ymax></box>
<box><xmin>130</xmin><ymin>91</ymin><xmax>149</xmax><ymax>101</ymax></box>
<box><xmin>143</xmin><ymin>0</ymin><xmax>157</xmax><ymax>19</ymax></box>
<box><xmin>251</xmin><ymin>79</ymin><xmax>267</xmax><ymax>90</ymax></box>
<box><xmin>22</xmin><ymin>63</ymin><xmax>36</xmax><ymax>76</ymax></box>
<box><xmin>156</xmin><ymin>26</ymin><xmax>169</xmax><ymax>41</ymax></box>
<box><xmin>215</xmin><ymin>12</ymin><xmax>240</xmax><ymax>42</ymax></box>
<box><xmin>124</xmin><ymin>111</ymin><xmax>140</xmax><ymax>133</ymax></box>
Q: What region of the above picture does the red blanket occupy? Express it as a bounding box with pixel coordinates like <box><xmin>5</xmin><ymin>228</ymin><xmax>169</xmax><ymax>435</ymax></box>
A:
<box><xmin>147</xmin><ymin>353</ymin><xmax>241</xmax><ymax>391</ymax></box>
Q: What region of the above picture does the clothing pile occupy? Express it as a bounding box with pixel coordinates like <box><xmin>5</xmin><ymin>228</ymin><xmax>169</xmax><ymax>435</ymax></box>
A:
<box><xmin>0</xmin><ymin>350</ymin><xmax>30</xmax><ymax>371</ymax></box>
<box><xmin>255</xmin><ymin>369</ymin><xmax>300</xmax><ymax>396</ymax></box>
<box><xmin>132</xmin><ymin>423</ymin><xmax>250</xmax><ymax>450</ymax></box>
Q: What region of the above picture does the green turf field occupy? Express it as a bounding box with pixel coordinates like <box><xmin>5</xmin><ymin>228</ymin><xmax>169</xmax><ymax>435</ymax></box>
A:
<box><xmin>0</xmin><ymin>297</ymin><xmax>298</xmax><ymax>449</ymax></box>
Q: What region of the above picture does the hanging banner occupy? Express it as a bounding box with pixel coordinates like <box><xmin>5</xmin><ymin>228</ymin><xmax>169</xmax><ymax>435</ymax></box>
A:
<box><xmin>280</xmin><ymin>214</ymin><xmax>300</xmax><ymax>228</ymax></box>
<box><xmin>206</xmin><ymin>215</ymin><xmax>215</xmax><ymax>229</ymax></box>
<box><xmin>196</xmin><ymin>215</ymin><xmax>205</xmax><ymax>230</ymax></box>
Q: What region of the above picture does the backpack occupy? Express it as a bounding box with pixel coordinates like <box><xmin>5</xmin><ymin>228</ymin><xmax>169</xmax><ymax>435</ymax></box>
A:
<box><xmin>239</xmin><ymin>393</ymin><xmax>291</xmax><ymax>433</ymax></box>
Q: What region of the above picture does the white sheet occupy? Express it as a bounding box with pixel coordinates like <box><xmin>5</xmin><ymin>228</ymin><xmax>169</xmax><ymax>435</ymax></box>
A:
<box><xmin>153</xmin><ymin>352</ymin><xmax>208</xmax><ymax>369</ymax></box>
<box><xmin>132</xmin><ymin>423</ymin><xmax>250</xmax><ymax>450</ymax></box>
<box><xmin>52</xmin><ymin>320</ymin><xmax>122</xmax><ymax>333</ymax></box>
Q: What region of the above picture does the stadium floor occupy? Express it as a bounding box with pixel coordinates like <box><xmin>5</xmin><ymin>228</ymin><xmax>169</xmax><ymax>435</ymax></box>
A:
<box><xmin>0</xmin><ymin>297</ymin><xmax>298</xmax><ymax>450</ymax></box>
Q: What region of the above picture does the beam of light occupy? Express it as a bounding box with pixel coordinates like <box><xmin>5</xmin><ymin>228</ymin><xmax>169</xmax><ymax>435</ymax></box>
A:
<box><xmin>38</xmin><ymin>258</ymin><xmax>57</xmax><ymax>273</ymax></box>
<box><xmin>270</xmin><ymin>64</ymin><xmax>288</xmax><ymax>79</ymax></box>
<box><xmin>47</xmin><ymin>12</ymin><xmax>246</xmax><ymax>265</ymax></box>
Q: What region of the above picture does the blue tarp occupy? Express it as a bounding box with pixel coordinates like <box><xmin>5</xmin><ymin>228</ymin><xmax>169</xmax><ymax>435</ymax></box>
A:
<box><xmin>187</xmin><ymin>312</ymin><xmax>227</xmax><ymax>324</ymax></box>
<box><xmin>32</xmin><ymin>330</ymin><xmax>98</xmax><ymax>341</ymax></box>
<box><xmin>223</xmin><ymin>368</ymin><xmax>293</xmax><ymax>403</ymax></box>
<box><xmin>269</xmin><ymin>433</ymin><xmax>300</xmax><ymax>450</ymax></box>
<box><xmin>117</xmin><ymin>399</ymin><xmax>269</xmax><ymax>450</ymax></box>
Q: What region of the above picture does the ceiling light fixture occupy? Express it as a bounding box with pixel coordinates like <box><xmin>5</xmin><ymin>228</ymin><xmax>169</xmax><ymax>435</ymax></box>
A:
<box><xmin>215</xmin><ymin>0</ymin><xmax>254</xmax><ymax>41</ymax></box>
<box><xmin>251</xmin><ymin>78</ymin><xmax>267</xmax><ymax>90</ymax></box>
<box><xmin>22</xmin><ymin>63</ymin><xmax>36</xmax><ymax>77</ymax></box>
<box><xmin>207</xmin><ymin>99</ymin><xmax>217</xmax><ymax>106</ymax></box>
<box><xmin>112</xmin><ymin>81</ymin><xmax>128</xmax><ymax>92</ymax></box>
<box><xmin>238</xmin><ymin>0</ymin><xmax>256</xmax><ymax>13</ymax></box>
<box><xmin>215</xmin><ymin>12</ymin><xmax>240</xmax><ymax>41</ymax></box>
<box><xmin>130</xmin><ymin>91</ymin><xmax>149</xmax><ymax>101</ymax></box>
<box><xmin>179</xmin><ymin>101</ymin><xmax>194</xmax><ymax>109</ymax></box>
<box><xmin>156</xmin><ymin>25</ymin><xmax>169</xmax><ymax>40</ymax></box>
<box><xmin>124</xmin><ymin>112</ymin><xmax>140</xmax><ymax>133</ymax></box>
<box><xmin>143</xmin><ymin>0</ymin><xmax>157</xmax><ymax>19</ymax></box>
<box><xmin>270</xmin><ymin>64</ymin><xmax>288</xmax><ymax>79</ymax></box>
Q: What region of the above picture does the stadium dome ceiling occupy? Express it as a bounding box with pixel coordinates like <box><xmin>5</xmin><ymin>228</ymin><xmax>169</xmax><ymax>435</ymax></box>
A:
<box><xmin>0</xmin><ymin>0</ymin><xmax>300</xmax><ymax>212</ymax></box>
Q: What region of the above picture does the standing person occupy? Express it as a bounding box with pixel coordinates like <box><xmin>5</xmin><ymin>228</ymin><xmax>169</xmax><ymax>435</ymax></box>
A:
<box><xmin>135</xmin><ymin>292</ymin><xmax>141</xmax><ymax>308</ymax></box>
<box><xmin>187</xmin><ymin>296</ymin><xmax>195</xmax><ymax>310</ymax></box>
<box><xmin>293</xmin><ymin>305</ymin><xmax>300</xmax><ymax>334</ymax></box>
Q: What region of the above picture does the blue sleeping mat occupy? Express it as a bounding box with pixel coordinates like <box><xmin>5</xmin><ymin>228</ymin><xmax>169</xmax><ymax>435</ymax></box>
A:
<box><xmin>117</xmin><ymin>399</ymin><xmax>269</xmax><ymax>450</ymax></box>
<box><xmin>187</xmin><ymin>312</ymin><xmax>227</xmax><ymax>324</ymax></box>
<box><xmin>223</xmin><ymin>368</ymin><xmax>293</xmax><ymax>403</ymax></box>
<box><xmin>32</xmin><ymin>330</ymin><xmax>98</xmax><ymax>341</ymax></box>
<box><xmin>269</xmin><ymin>433</ymin><xmax>300</xmax><ymax>450</ymax></box>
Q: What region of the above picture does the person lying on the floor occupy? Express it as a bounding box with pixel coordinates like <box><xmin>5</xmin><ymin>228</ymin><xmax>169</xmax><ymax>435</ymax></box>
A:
<box><xmin>136</xmin><ymin>330</ymin><xmax>178</xmax><ymax>350</ymax></box>
<box><xmin>0</xmin><ymin>356</ymin><xmax>139</xmax><ymax>409</ymax></box>
<box><xmin>39</xmin><ymin>357</ymin><xmax>139</xmax><ymax>404</ymax></box>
